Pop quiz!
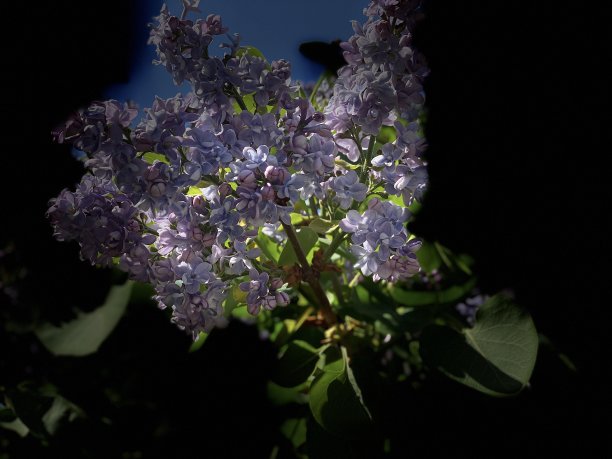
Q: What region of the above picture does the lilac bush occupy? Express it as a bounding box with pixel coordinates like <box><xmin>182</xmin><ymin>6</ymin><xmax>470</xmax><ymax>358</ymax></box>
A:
<box><xmin>48</xmin><ymin>0</ymin><xmax>429</xmax><ymax>339</ymax></box>
<box><xmin>44</xmin><ymin>2</ymin><xmax>539</xmax><ymax>444</ymax></box>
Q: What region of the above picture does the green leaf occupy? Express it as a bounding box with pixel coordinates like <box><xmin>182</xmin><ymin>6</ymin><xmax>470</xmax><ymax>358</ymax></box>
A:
<box><xmin>189</xmin><ymin>332</ymin><xmax>209</xmax><ymax>352</ymax></box>
<box><xmin>222</xmin><ymin>284</ymin><xmax>247</xmax><ymax>320</ymax></box>
<box><xmin>309</xmin><ymin>346</ymin><xmax>372</xmax><ymax>436</ymax></box>
<box><xmin>232</xmin><ymin>92</ymin><xmax>258</xmax><ymax>113</ymax></box>
<box><xmin>267</xmin><ymin>381</ymin><xmax>308</xmax><ymax>406</ymax></box>
<box><xmin>278</xmin><ymin>227</ymin><xmax>318</xmax><ymax>266</ymax></box>
<box><xmin>142</xmin><ymin>152</ymin><xmax>170</xmax><ymax>165</ymax></box>
<box><xmin>290</xmin><ymin>213</ymin><xmax>304</xmax><ymax>225</ymax></box>
<box><xmin>389</xmin><ymin>277</ymin><xmax>477</xmax><ymax>306</ymax></box>
<box><xmin>4</xmin><ymin>385</ymin><xmax>82</xmax><ymax>438</ymax></box>
<box><xmin>41</xmin><ymin>395</ymin><xmax>83</xmax><ymax>435</ymax></box>
<box><xmin>308</xmin><ymin>218</ymin><xmax>336</xmax><ymax>235</ymax></box>
<box><xmin>280</xmin><ymin>418</ymin><xmax>307</xmax><ymax>449</ymax></box>
<box><xmin>0</xmin><ymin>406</ymin><xmax>16</xmax><ymax>423</ymax></box>
<box><xmin>376</xmin><ymin>125</ymin><xmax>397</xmax><ymax>144</ymax></box>
<box><xmin>5</xmin><ymin>386</ymin><xmax>53</xmax><ymax>438</ymax></box>
<box><xmin>236</xmin><ymin>45</ymin><xmax>266</xmax><ymax>60</ymax></box>
<box><xmin>35</xmin><ymin>281</ymin><xmax>133</xmax><ymax>356</ymax></box>
<box><xmin>273</xmin><ymin>340</ymin><xmax>321</xmax><ymax>388</ymax></box>
<box><xmin>255</xmin><ymin>233</ymin><xmax>282</xmax><ymax>263</ymax></box>
<box><xmin>0</xmin><ymin>418</ymin><xmax>29</xmax><ymax>437</ymax></box>
<box><xmin>186</xmin><ymin>186</ymin><xmax>203</xmax><ymax>196</ymax></box>
<box><xmin>229</xmin><ymin>305</ymin><xmax>255</xmax><ymax>322</ymax></box>
<box><xmin>420</xmin><ymin>294</ymin><xmax>539</xmax><ymax>396</ymax></box>
<box><xmin>416</xmin><ymin>241</ymin><xmax>442</xmax><ymax>273</ymax></box>
<box><xmin>305</xmin><ymin>414</ymin><xmax>353</xmax><ymax>458</ymax></box>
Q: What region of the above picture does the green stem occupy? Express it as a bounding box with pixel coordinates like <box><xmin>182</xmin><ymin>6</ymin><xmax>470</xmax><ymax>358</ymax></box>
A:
<box><xmin>309</xmin><ymin>70</ymin><xmax>332</xmax><ymax>106</ymax></box>
<box><xmin>323</xmin><ymin>231</ymin><xmax>347</xmax><ymax>262</ymax></box>
<box><xmin>234</xmin><ymin>91</ymin><xmax>248</xmax><ymax>111</ymax></box>
<box><xmin>359</xmin><ymin>135</ymin><xmax>376</xmax><ymax>182</ymax></box>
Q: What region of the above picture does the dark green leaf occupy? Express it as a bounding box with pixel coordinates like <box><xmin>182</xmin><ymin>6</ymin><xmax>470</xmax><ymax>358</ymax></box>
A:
<box><xmin>291</xmin><ymin>325</ymin><xmax>325</xmax><ymax>349</ymax></box>
<box><xmin>309</xmin><ymin>346</ymin><xmax>372</xmax><ymax>436</ymax></box>
<box><xmin>389</xmin><ymin>277</ymin><xmax>477</xmax><ymax>306</ymax></box>
<box><xmin>267</xmin><ymin>381</ymin><xmax>308</xmax><ymax>406</ymax></box>
<box><xmin>41</xmin><ymin>395</ymin><xmax>83</xmax><ymax>435</ymax></box>
<box><xmin>0</xmin><ymin>407</ymin><xmax>16</xmax><ymax>423</ymax></box>
<box><xmin>305</xmin><ymin>414</ymin><xmax>380</xmax><ymax>459</ymax></box>
<box><xmin>35</xmin><ymin>281</ymin><xmax>133</xmax><ymax>356</ymax></box>
<box><xmin>420</xmin><ymin>294</ymin><xmax>538</xmax><ymax>396</ymax></box>
<box><xmin>416</xmin><ymin>241</ymin><xmax>442</xmax><ymax>273</ymax></box>
<box><xmin>5</xmin><ymin>386</ymin><xmax>54</xmax><ymax>438</ymax></box>
<box><xmin>273</xmin><ymin>340</ymin><xmax>320</xmax><ymax>388</ymax></box>
<box><xmin>280</xmin><ymin>417</ymin><xmax>307</xmax><ymax>449</ymax></box>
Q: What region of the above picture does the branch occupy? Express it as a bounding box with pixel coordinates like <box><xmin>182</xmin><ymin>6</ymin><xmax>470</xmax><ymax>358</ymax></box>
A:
<box><xmin>282</xmin><ymin>222</ymin><xmax>337</xmax><ymax>326</ymax></box>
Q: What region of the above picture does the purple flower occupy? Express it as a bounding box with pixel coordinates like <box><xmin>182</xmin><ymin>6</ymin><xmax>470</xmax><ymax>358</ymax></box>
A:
<box><xmin>371</xmin><ymin>143</ymin><xmax>403</xmax><ymax>167</ymax></box>
<box><xmin>239</xmin><ymin>269</ymin><xmax>270</xmax><ymax>315</ymax></box>
<box><xmin>291</xmin><ymin>134</ymin><xmax>336</xmax><ymax>177</ymax></box>
<box><xmin>329</xmin><ymin>170</ymin><xmax>368</xmax><ymax>209</ymax></box>
<box><xmin>382</xmin><ymin>164</ymin><xmax>428</xmax><ymax>205</ymax></box>
<box><xmin>174</xmin><ymin>259</ymin><xmax>213</xmax><ymax>294</ymax></box>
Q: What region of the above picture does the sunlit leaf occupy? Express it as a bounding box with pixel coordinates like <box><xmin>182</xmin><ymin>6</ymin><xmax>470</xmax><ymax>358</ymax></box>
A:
<box><xmin>278</xmin><ymin>227</ymin><xmax>318</xmax><ymax>266</ymax></box>
<box><xmin>236</xmin><ymin>45</ymin><xmax>266</xmax><ymax>60</ymax></box>
<box><xmin>35</xmin><ymin>281</ymin><xmax>133</xmax><ymax>357</ymax></box>
<box><xmin>308</xmin><ymin>218</ymin><xmax>336</xmax><ymax>235</ymax></box>
<box><xmin>255</xmin><ymin>233</ymin><xmax>282</xmax><ymax>263</ymax></box>
<box><xmin>189</xmin><ymin>332</ymin><xmax>209</xmax><ymax>352</ymax></box>
<box><xmin>142</xmin><ymin>152</ymin><xmax>169</xmax><ymax>165</ymax></box>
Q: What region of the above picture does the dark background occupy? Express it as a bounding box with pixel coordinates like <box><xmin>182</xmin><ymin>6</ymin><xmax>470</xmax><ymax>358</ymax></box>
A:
<box><xmin>1</xmin><ymin>1</ymin><xmax>609</xmax><ymax>457</ymax></box>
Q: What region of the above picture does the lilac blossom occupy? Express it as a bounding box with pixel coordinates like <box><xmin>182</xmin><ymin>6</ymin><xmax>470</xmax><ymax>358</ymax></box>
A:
<box><xmin>48</xmin><ymin>1</ymin><xmax>429</xmax><ymax>339</ymax></box>
<box><xmin>329</xmin><ymin>170</ymin><xmax>368</xmax><ymax>209</ymax></box>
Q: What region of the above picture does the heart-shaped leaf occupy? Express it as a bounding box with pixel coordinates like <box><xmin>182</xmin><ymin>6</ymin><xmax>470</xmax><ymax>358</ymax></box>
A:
<box><xmin>420</xmin><ymin>293</ymin><xmax>538</xmax><ymax>396</ymax></box>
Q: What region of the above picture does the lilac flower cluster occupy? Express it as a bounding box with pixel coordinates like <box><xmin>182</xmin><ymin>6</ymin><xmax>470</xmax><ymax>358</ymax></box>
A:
<box><xmin>325</xmin><ymin>0</ymin><xmax>429</xmax><ymax>206</ymax></box>
<box><xmin>48</xmin><ymin>0</ymin><xmax>428</xmax><ymax>338</ymax></box>
<box><xmin>340</xmin><ymin>198</ymin><xmax>420</xmax><ymax>281</ymax></box>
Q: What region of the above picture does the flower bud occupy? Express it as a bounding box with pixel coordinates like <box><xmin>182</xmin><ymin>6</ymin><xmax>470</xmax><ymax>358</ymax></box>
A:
<box><xmin>260</xmin><ymin>184</ymin><xmax>275</xmax><ymax>201</ymax></box>
<box><xmin>263</xmin><ymin>295</ymin><xmax>277</xmax><ymax>310</ymax></box>
<box><xmin>270</xmin><ymin>278</ymin><xmax>284</xmax><ymax>290</ymax></box>
<box><xmin>237</xmin><ymin>169</ymin><xmax>256</xmax><ymax>187</ymax></box>
<box><xmin>265</xmin><ymin>165</ymin><xmax>289</xmax><ymax>185</ymax></box>
<box><xmin>192</xmin><ymin>195</ymin><xmax>206</xmax><ymax>212</ymax></box>
<box><xmin>149</xmin><ymin>181</ymin><xmax>166</xmax><ymax>198</ymax></box>
<box><xmin>218</xmin><ymin>182</ymin><xmax>232</xmax><ymax>199</ymax></box>
<box><xmin>275</xmin><ymin>291</ymin><xmax>290</xmax><ymax>306</ymax></box>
